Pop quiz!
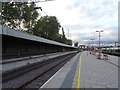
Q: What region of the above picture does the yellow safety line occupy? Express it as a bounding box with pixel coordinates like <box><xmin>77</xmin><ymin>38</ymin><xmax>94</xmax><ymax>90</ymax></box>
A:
<box><xmin>76</xmin><ymin>54</ymin><xmax>82</xmax><ymax>90</ymax></box>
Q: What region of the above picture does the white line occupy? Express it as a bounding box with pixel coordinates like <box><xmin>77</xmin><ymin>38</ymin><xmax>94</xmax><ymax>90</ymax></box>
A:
<box><xmin>40</xmin><ymin>66</ymin><xmax>64</xmax><ymax>88</ymax></box>
<box><xmin>40</xmin><ymin>57</ymin><xmax>72</xmax><ymax>88</ymax></box>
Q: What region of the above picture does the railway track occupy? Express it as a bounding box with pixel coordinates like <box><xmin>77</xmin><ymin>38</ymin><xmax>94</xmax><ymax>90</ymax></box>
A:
<box><xmin>2</xmin><ymin>52</ymin><xmax>77</xmax><ymax>89</ymax></box>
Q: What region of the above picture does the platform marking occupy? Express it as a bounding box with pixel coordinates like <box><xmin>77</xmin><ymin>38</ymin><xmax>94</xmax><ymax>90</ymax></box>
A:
<box><xmin>40</xmin><ymin>59</ymin><xmax>71</xmax><ymax>88</ymax></box>
<box><xmin>76</xmin><ymin>54</ymin><xmax>82</xmax><ymax>89</ymax></box>
<box><xmin>40</xmin><ymin>66</ymin><xmax>64</xmax><ymax>88</ymax></box>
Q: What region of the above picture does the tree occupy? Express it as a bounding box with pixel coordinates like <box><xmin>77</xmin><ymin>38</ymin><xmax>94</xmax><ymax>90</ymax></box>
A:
<box><xmin>33</xmin><ymin>15</ymin><xmax>61</xmax><ymax>40</ymax></box>
<box><xmin>74</xmin><ymin>42</ymin><xmax>78</xmax><ymax>47</ymax></box>
<box><xmin>61</xmin><ymin>27</ymin><xmax>66</xmax><ymax>43</ymax></box>
<box><xmin>23</xmin><ymin>3</ymin><xmax>39</xmax><ymax>33</ymax></box>
<box><xmin>66</xmin><ymin>39</ymin><xmax>72</xmax><ymax>46</ymax></box>
<box><xmin>2</xmin><ymin>2</ymin><xmax>21</xmax><ymax>29</ymax></box>
<box><xmin>2</xmin><ymin>2</ymin><xmax>73</xmax><ymax>46</ymax></box>
<box><xmin>2</xmin><ymin>2</ymin><xmax>39</xmax><ymax>32</ymax></box>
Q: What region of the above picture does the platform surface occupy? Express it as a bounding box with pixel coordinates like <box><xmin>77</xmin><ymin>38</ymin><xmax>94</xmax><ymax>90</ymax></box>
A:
<box><xmin>81</xmin><ymin>52</ymin><xmax>118</xmax><ymax>88</ymax></box>
<box><xmin>40</xmin><ymin>51</ymin><xmax>119</xmax><ymax>89</ymax></box>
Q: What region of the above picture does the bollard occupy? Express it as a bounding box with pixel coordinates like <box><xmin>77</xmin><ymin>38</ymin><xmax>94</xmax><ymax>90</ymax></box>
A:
<box><xmin>92</xmin><ymin>51</ymin><xmax>94</xmax><ymax>55</ymax></box>
<box><xmin>90</xmin><ymin>51</ymin><xmax>91</xmax><ymax>54</ymax></box>
<box><xmin>93</xmin><ymin>51</ymin><xmax>96</xmax><ymax>56</ymax></box>
<box><xmin>103</xmin><ymin>54</ymin><xmax>109</xmax><ymax>60</ymax></box>
<box><xmin>94</xmin><ymin>51</ymin><xmax>97</xmax><ymax>56</ymax></box>
<box><xmin>97</xmin><ymin>53</ymin><xmax>102</xmax><ymax>60</ymax></box>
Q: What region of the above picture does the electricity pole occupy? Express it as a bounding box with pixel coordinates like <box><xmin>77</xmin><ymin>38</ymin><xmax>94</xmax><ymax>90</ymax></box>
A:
<box><xmin>90</xmin><ymin>39</ymin><xmax>94</xmax><ymax>47</ymax></box>
<box><xmin>96</xmin><ymin>30</ymin><xmax>103</xmax><ymax>48</ymax></box>
<box><xmin>96</xmin><ymin>30</ymin><xmax>103</xmax><ymax>59</ymax></box>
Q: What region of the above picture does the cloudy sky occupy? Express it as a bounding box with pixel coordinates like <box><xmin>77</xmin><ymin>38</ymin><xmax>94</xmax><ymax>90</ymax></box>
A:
<box><xmin>37</xmin><ymin>0</ymin><xmax>119</xmax><ymax>45</ymax></box>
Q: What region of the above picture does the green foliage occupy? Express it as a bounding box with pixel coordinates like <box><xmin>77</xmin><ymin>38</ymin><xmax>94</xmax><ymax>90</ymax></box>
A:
<box><xmin>61</xmin><ymin>27</ymin><xmax>72</xmax><ymax>45</ymax></box>
<box><xmin>57</xmin><ymin>27</ymin><xmax>67</xmax><ymax>43</ymax></box>
<box><xmin>74</xmin><ymin>42</ymin><xmax>78</xmax><ymax>47</ymax></box>
<box><xmin>66</xmin><ymin>39</ymin><xmax>72</xmax><ymax>46</ymax></box>
<box><xmin>2</xmin><ymin>2</ymin><xmax>73</xmax><ymax>46</ymax></box>
<box><xmin>2</xmin><ymin>2</ymin><xmax>21</xmax><ymax>29</ymax></box>
<box><xmin>2</xmin><ymin>2</ymin><xmax>39</xmax><ymax>32</ymax></box>
<box><xmin>33</xmin><ymin>18</ymin><xmax>73</xmax><ymax>46</ymax></box>
<box><xmin>61</xmin><ymin>27</ymin><xmax>66</xmax><ymax>42</ymax></box>
<box><xmin>33</xmin><ymin>15</ymin><xmax>61</xmax><ymax>40</ymax></box>
<box><xmin>23</xmin><ymin>3</ymin><xmax>39</xmax><ymax>33</ymax></box>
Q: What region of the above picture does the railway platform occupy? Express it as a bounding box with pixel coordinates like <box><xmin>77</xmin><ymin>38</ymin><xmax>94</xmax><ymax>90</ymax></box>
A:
<box><xmin>40</xmin><ymin>51</ymin><xmax>119</xmax><ymax>89</ymax></box>
<box><xmin>2</xmin><ymin>51</ymin><xmax>77</xmax><ymax>73</ymax></box>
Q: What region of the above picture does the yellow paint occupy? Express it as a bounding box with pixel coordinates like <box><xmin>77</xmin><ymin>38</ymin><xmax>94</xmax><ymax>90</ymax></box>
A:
<box><xmin>76</xmin><ymin>54</ymin><xmax>82</xmax><ymax>90</ymax></box>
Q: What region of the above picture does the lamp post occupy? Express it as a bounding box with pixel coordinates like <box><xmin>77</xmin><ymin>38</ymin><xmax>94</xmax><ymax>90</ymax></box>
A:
<box><xmin>90</xmin><ymin>39</ymin><xmax>94</xmax><ymax>47</ymax></box>
<box><xmin>96</xmin><ymin>30</ymin><xmax>103</xmax><ymax>59</ymax></box>
<box><xmin>90</xmin><ymin>39</ymin><xmax>94</xmax><ymax>54</ymax></box>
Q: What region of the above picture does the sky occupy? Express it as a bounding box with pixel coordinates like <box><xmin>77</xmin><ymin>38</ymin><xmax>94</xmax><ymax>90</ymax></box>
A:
<box><xmin>37</xmin><ymin>0</ymin><xmax>119</xmax><ymax>45</ymax></box>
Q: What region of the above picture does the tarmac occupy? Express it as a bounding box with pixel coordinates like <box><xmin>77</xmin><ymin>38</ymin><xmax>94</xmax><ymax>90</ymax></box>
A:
<box><xmin>40</xmin><ymin>51</ymin><xmax>119</xmax><ymax>89</ymax></box>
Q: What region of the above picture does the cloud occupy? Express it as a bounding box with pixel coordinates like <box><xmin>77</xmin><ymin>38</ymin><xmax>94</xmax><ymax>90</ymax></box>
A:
<box><xmin>37</xmin><ymin>0</ymin><xmax>119</xmax><ymax>44</ymax></box>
